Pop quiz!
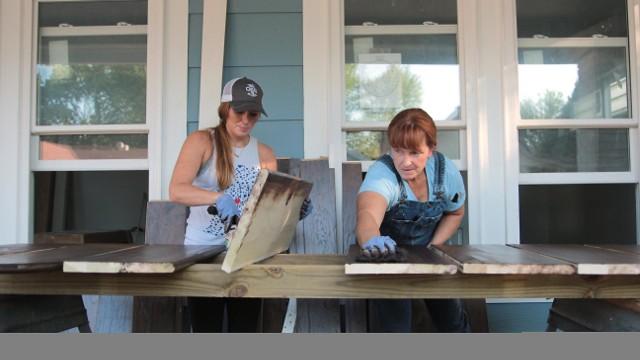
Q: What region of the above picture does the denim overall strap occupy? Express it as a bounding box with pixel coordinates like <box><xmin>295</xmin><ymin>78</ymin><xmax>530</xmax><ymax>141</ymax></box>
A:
<box><xmin>378</xmin><ymin>154</ymin><xmax>408</xmax><ymax>201</ymax></box>
<box><xmin>432</xmin><ymin>151</ymin><xmax>446</xmax><ymax>201</ymax></box>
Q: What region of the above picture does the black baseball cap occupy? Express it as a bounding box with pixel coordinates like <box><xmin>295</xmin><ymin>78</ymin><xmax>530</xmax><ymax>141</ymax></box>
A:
<box><xmin>220</xmin><ymin>77</ymin><xmax>268</xmax><ymax>116</ymax></box>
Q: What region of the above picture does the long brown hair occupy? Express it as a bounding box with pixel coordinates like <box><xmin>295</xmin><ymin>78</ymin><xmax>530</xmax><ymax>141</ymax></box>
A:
<box><xmin>212</xmin><ymin>102</ymin><xmax>234</xmax><ymax>189</ymax></box>
<box><xmin>387</xmin><ymin>108</ymin><xmax>437</xmax><ymax>151</ymax></box>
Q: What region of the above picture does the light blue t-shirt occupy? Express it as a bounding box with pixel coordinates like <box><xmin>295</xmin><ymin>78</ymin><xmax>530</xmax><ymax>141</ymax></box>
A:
<box><xmin>359</xmin><ymin>154</ymin><xmax>466</xmax><ymax>212</ymax></box>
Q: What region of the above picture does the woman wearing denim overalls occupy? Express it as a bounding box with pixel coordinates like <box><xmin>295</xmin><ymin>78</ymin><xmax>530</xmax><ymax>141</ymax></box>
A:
<box><xmin>356</xmin><ymin>108</ymin><xmax>470</xmax><ymax>333</ymax></box>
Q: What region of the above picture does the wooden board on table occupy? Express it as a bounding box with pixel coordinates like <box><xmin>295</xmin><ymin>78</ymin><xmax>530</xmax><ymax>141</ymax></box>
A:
<box><xmin>221</xmin><ymin>169</ymin><xmax>313</xmax><ymax>273</ymax></box>
<box><xmin>345</xmin><ymin>245</ymin><xmax>459</xmax><ymax>275</ymax></box>
<box><xmin>64</xmin><ymin>245</ymin><xmax>225</xmax><ymax>273</ymax></box>
<box><xmin>584</xmin><ymin>244</ymin><xmax>640</xmax><ymax>256</ymax></box>
<box><xmin>433</xmin><ymin>245</ymin><xmax>576</xmax><ymax>274</ymax></box>
<box><xmin>510</xmin><ymin>244</ymin><xmax>640</xmax><ymax>275</ymax></box>
<box><xmin>0</xmin><ymin>244</ymin><xmax>138</xmax><ymax>272</ymax></box>
<box><xmin>34</xmin><ymin>230</ymin><xmax>131</xmax><ymax>245</ymax></box>
<box><xmin>0</xmin><ymin>244</ymin><xmax>59</xmax><ymax>256</ymax></box>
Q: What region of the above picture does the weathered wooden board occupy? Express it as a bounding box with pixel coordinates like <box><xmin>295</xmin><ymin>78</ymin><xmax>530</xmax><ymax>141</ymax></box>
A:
<box><xmin>434</xmin><ymin>245</ymin><xmax>576</xmax><ymax>274</ymax></box>
<box><xmin>345</xmin><ymin>245</ymin><xmax>459</xmax><ymax>275</ymax></box>
<box><xmin>64</xmin><ymin>245</ymin><xmax>224</xmax><ymax>273</ymax></box>
<box><xmin>584</xmin><ymin>244</ymin><xmax>640</xmax><ymax>256</ymax></box>
<box><xmin>510</xmin><ymin>244</ymin><xmax>640</xmax><ymax>275</ymax></box>
<box><xmin>294</xmin><ymin>159</ymin><xmax>340</xmax><ymax>333</ymax></box>
<box><xmin>341</xmin><ymin>162</ymin><xmax>367</xmax><ymax>332</ymax></box>
<box><xmin>133</xmin><ymin>200</ymin><xmax>190</xmax><ymax>333</ymax></box>
<box><xmin>221</xmin><ymin>169</ymin><xmax>313</xmax><ymax>273</ymax></box>
<box><xmin>5</xmin><ymin>255</ymin><xmax>640</xmax><ymax>299</ymax></box>
<box><xmin>145</xmin><ymin>201</ymin><xmax>188</xmax><ymax>245</ymax></box>
<box><xmin>0</xmin><ymin>244</ymin><xmax>58</xmax><ymax>256</ymax></box>
<box><xmin>0</xmin><ymin>244</ymin><xmax>139</xmax><ymax>272</ymax></box>
<box><xmin>34</xmin><ymin>230</ymin><xmax>131</xmax><ymax>245</ymax></box>
<box><xmin>341</xmin><ymin>162</ymin><xmax>362</xmax><ymax>255</ymax></box>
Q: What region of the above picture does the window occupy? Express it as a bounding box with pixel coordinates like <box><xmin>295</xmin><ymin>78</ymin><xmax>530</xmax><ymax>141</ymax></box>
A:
<box><xmin>515</xmin><ymin>0</ymin><xmax>637</xmax><ymax>244</ymax></box>
<box><xmin>342</xmin><ymin>0</ymin><xmax>468</xmax><ymax>244</ymax></box>
<box><xmin>33</xmin><ymin>0</ymin><xmax>149</xmax><ymax>169</ymax></box>
<box><xmin>343</xmin><ymin>0</ymin><xmax>464</xmax><ymax>170</ymax></box>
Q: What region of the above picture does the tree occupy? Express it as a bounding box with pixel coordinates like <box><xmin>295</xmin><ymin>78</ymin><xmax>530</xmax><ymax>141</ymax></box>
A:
<box><xmin>37</xmin><ymin>63</ymin><xmax>147</xmax><ymax>148</ymax></box>
<box><xmin>519</xmin><ymin>90</ymin><xmax>575</xmax><ymax>172</ymax></box>
<box><xmin>345</xmin><ymin>63</ymin><xmax>423</xmax><ymax>159</ymax></box>
<box><xmin>520</xmin><ymin>89</ymin><xmax>567</xmax><ymax>120</ymax></box>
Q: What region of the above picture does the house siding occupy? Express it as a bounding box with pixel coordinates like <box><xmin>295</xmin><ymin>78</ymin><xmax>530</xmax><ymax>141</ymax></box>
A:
<box><xmin>187</xmin><ymin>0</ymin><xmax>304</xmax><ymax>158</ymax></box>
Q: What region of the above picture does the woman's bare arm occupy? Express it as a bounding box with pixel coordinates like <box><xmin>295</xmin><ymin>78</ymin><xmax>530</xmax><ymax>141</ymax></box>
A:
<box><xmin>429</xmin><ymin>205</ymin><xmax>465</xmax><ymax>246</ymax></box>
<box><xmin>169</xmin><ymin>130</ymin><xmax>225</xmax><ymax>206</ymax></box>
<box><xmin>356</xmin><ymin>191</ymin><xmax>389</xmax><ymax>247</ymax></box>
<box><xmin>258</xmin><ymin>142</ymin><xmax>277</xmax><ymax>171</ymax></box>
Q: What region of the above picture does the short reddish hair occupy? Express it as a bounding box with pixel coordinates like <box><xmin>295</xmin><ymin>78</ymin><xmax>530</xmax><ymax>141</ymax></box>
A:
<box><xmin>387</xmin><ymin>108</ymin><xmax>437</xmax><ymax>151</ymax></box>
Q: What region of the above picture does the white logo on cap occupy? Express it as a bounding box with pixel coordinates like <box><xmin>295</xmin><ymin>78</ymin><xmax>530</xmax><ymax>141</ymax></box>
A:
<box><xmin>245</xmin><ymin>84</ymin><xmax>258</xmax><ymax>97</ymax></box>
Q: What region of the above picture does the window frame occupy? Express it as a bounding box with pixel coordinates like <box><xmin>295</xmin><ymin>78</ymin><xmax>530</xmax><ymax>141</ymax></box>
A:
<box><xmin>30</xmin><ymin>0</ymin><xmax>156</xmax><ymax>172</ymax></box>
<box><xmin>0</xmin><ymin>0</ymin><xmax>189</xmax><ymax>244</ymax></box>
<box><xmin>341</xmin><ymin>20</ymin><xmax>468</xmax><ymax>172</ymax></box>
<box><xmin>503</xmin><ymin>0</ymin><xmax>640</xmax><ymax>244</ymax></box>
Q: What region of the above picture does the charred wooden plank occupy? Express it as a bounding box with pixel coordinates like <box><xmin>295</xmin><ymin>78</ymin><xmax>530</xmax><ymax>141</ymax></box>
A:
<box><xmin>221</xmin><ymin>170</ymin><xmax>312</xmax><ymax>273</ymax></box>
<box><xmin>510</xmin><ymin>244</ymin><xmax>640</xmax><ymax>275</ymax></box>
<box><xmin>345</xmin><ymin>245</ymin><xmax>458</xmax><ymax>275</ymax></box>
<box><xmin>64</xmin><ymin>245</ymin><xmax>225</xmax><ymax>273</ymax></box>
<box><xmin>435</xmin><ymin>245</ymin><xmax>575</xmax><ymax>274</ymax></box>
<box><xmin>0</xmin><ymin>244</ymin><xmax>139</xmax><ymax>272</ymax></box>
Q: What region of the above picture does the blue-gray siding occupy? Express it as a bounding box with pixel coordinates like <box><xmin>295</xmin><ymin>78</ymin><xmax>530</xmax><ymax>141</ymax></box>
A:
<box><xmin>187</xmin><ymin>0</ymin><xmax>303</xmax><ymax>157</ymax></box>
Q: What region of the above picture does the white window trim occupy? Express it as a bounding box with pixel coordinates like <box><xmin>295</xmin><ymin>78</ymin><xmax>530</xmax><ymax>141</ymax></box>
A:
<box><xmin>462</xmin><ymin>0</ymin><xmax>509</xmax><ymax>245</ymax></box>
<box><xmin>32</xmin><ymin>159</ymin><xmax>149</xmax><ymax>172</ymax></box>
<box><xmin>32</xmin><ymin>124</ymin><xmax>149</xmax><ymax>135</ymax></box>
<box><xmin>40</xmin><ymin>24</ymin><xmax>147</xmax><ymax>37</ymax></box>
<box><xmin>198</xmin><ymin>0</ymin><xmax>228</xmax><ymax>130</ymax></box>
<box><xmin>345</xmin><ymin>24</ymin><xmax>458</xmax><ymax>36</ymax></box>
<box><xmin>343</xmin><ymin>120</ymin><xmax>467</xmax><ymax>130</ymax></box>
<box><xmin>517</xmin><ymin>119</ymin><xmax>637</xmax><ymax>128</ymax></box>
<box><xmin>1</xmin><ymin>0</ymin><xmax>33</xmax><ymax>244</ymax></box>
<box><xmin>520</xmin><ymin>172</ymin><xmax>637</xmax><ymax>185</ymax></box>
<box><xmin>0</xmin><ymin>0</ymin><xmax>187</xmax><ymax>244</ymax></box>
<box><xmin>518</xmin><ymin>37</ymin><xmax>628</xmax><ymax>48</ymax></box>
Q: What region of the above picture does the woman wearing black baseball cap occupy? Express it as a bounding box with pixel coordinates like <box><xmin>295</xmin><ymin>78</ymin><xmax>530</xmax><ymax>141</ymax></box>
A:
<box><xmin>169</xmin><ymin>77</ymin><xmax>312</xmax><ymax>332</ymax></box>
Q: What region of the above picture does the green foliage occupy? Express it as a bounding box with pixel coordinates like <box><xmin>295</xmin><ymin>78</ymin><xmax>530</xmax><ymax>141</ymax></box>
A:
<box><xmin>38</xmin><ymin>64</ymin><xmax>146</xmax><ymax>126</ymax></box>
<box><xmin>520</xmin><ymin>90</ymin><xmax>567</xmax><ymax>119</ymax></box>
<box><xmin>37</xmin><ymin>64</ymin><xmax>147</xmax><ymax>148</ymax></box>
<box><xmin>345</xmin><ymin>64</ymin><xmax>423</xmax><ymax>159</ymax></box>
<box><xmin>345</xmin><ymin>64</ymin><xmax>422</xmax><ymax>122</ymax></box>
<box><xmin>346</xmin><ymin>131</ymin><xmax>383</xmax><ymax>160</ymax></box>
